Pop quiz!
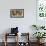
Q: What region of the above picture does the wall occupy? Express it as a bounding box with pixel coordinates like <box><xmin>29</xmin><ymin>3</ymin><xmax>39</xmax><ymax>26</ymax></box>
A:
<box><xmin>0</xmin><ymin>0</ymin><xmax>36</xmax><ymax>42</ymax></box>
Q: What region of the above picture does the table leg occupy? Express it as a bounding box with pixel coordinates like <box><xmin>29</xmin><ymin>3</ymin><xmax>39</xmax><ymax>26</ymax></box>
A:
<box><xmin>4</xmin><ymin>34</ymin><xmax>7</xmax><ymax>46</ymax></box>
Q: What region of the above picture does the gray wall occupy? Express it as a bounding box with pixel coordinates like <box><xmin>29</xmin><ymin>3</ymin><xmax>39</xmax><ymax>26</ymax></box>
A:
<box><xmin>0</xmin><ymin>0</ymin><xmax>36</xmax><ymax>42</ymax></box>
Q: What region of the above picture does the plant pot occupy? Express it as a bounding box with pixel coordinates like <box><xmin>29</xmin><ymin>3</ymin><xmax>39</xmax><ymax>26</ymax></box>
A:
<box><xmin>37</xmin><ymin>39</ymin><xmax>40</xmax><ymax>43</ymax></box>
<box><xmin>37</xmin><ymin>39</ymin><xmax>45</xmax><ymax>44</ymax></box>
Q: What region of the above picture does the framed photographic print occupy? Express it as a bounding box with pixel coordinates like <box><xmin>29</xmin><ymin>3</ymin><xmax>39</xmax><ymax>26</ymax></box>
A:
<box><xmin>10</xmin><ymin>9</ymin><xmax>24</xmax><ymax>18</ymax></box>
<box><xmin>37</xmin><ymin>0</ymin><xmax>46</xmax><ymax>18</ymax></box>
<box><xmin>36</xmin><ymin>0</ymin><xmax>46</xmax><ymax>26</ymax></box>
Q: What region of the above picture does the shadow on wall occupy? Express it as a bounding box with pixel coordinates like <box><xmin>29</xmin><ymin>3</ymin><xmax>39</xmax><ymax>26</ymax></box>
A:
<box><xmin>29</xmin><ymin>25</ymin><xmax>37</xmax><ymax>42</ymax></box>
<box><xmin>0</xmin><ymin>28</ymin><xmax>11</xmax><ymax>42</ymax></box>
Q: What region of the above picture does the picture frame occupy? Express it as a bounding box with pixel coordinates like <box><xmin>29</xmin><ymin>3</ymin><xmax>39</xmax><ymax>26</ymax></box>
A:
<box><xmin>36</xmin><ymin>0</ymin><xmax>46</xmax><ymax>26</ymax></box>
<box><xmin>37</xmin><ymin>0</ymin><xmax>46</xmax><ymax>18</ymax></box>
<box><xmin>10</xmin><ymin>9</ymin><xmax>24</xmax><ymax>18</ymax></box>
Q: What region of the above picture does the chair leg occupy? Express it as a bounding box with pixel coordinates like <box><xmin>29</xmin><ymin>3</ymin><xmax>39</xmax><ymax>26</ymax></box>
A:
<box><xmin>4</xmin><ymin>41</ymin><xmax>7</xmax><ymax>46</ymax></box>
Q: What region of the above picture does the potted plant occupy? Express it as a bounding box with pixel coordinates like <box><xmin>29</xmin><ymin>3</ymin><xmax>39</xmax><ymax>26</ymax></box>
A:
<box><xmin>32</xmin><ymin>24</ymin><xmax>45</xmax><ymax>30</ymax></box>
<box><xmin>32</xmin><ymin>25</ymin><xmax>39</xmax><ymax>30</ymax></box>
<box><xmin>40</xmin><ymin>26</ymin><xmax>45</xmax><ymax>29</ymax></box>
<box><xmin>33</xmin><ymin>32</ymin><xmax>46</xmax><ymax>43</ymax></box>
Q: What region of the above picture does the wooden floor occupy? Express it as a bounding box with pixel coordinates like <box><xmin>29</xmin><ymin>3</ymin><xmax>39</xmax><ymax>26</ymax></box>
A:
<box><xmin>0</xmin><ymin>42</ymin><xmax>46</xmax><ymax>46</ymax></box>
